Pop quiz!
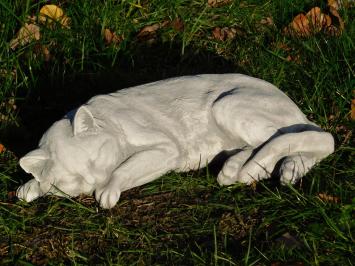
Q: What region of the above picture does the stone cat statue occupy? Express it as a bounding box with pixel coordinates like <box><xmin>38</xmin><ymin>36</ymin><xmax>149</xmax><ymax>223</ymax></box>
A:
<box><xmin>17</xmin><ymin>74</ymin><xmax>334</xmax><ymax>208</ymax></box>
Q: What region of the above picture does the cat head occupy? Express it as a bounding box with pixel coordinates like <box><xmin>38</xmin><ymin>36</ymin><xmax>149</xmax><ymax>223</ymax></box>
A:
<box><xmin>19</xmin><ymin>106</ymin><xmax>120</xmax><ymax>197</ymax></box>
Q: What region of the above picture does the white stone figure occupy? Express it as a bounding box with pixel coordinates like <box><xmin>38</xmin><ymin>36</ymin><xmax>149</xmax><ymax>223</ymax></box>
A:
<box><xmin>17</xmin><ymin>74</ymin><xmax>334</xmax><ymax>208</ymax></box>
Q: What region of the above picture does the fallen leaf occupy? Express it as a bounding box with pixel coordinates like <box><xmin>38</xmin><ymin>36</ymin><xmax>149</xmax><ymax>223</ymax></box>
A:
<box><xmin>275</xmin><ymin>232</ymin><xmax>302</xmax><ymax>248</ymax></box>
<box><xmin>328</xmin><ymin>0</ymin><xmax>340</xmax><ymax>10</ymax></box>
<box><xmin>259</xmin><ymin>17</ymin><xmax>275</xmax><ymax>27</ymax></box>
<box><xmin>0</xmin><ymin>143</ymin><xmax>5</xmax><ymax>153</ymax></box>
<box><xmin>0</xmin><ymin>114</ymin><xmax>9</xmax><ymax>122</ymax></box>
<box><xmin>208</xmin><ymin>0</ymin><xmax>232</xmax><ymax>8</ymax></box>
<box><xmin>288</xmin><ymin>13</ymin><xmax>310</xmax><ymax>37</ymax></box>
<box><xmin>42</xmin><ymin>45</ymin><xmax>51</xmax><ymax>61</ymax></box>
<box><xmin>283</xmin><ymin>5</ymin><xmax>344</xmax><ymax>38</ymax></box>
<box><xmin>7</xmin><ymin>191</ymin><xmax>16</xmax><ymax>200</ymax></box>
<box><xmin>103</xmin><ymin>28</ymin><xmax>123</xmax><ymax>45</ymax></box>
<box><xmin>286</xmin><ymin>54</ymin><xmax>301</xmax><ymax>63</ymax></box>
<box><xmin>39</xmin><ymin>4</ymin><xmax>70</xmax><ymax>28</ymax></box>
<box><xmin>351</xmin><ymin>98</ymin><xmax>355</xmax><ymax>120</ymax></box>
<box><xmin>212</xmin><ymin>27</ymin><xmax>238</xmax><ymax>41</ymax></box>
<box><xmin>171</xmin><ymin>17</ymin><xmax>184</xmax><ymax>32</ymax></box>
<box><xmin>0</xmin><ymin>69</ymin><xmax>16</xmax><ymax>78</ymax></box>
<box><xmin>318</xmin><ymin>193</ymin><xmax>340</xmax><ymax>203</ymax></box>
<box><xmin>271</xmin><ymin>262</ymin><xmax>304</xmax><ymax>266</ymax></box>
<box><xmin>9</xmin><ymin>23</ymin><xmax>40</xmax><ymax>49</ymax></box>
<box><xmin>39</xmin><ymin>4</ymin><xmax>63</xmax><ymax>23</ymax></box>
<box><xmin>306</xmin><ymin>7</ymin><xmax>330</xmax><ymax>32</ymax></box>
<box><xmin>137</xmin><ymin>23</ymin><xmax>160</xmax><ymax>39</ymax></box>
<box><xmin>327</xmin><ymin>6</ymin><xmax>344</xmax><ymax>36</ymax></box>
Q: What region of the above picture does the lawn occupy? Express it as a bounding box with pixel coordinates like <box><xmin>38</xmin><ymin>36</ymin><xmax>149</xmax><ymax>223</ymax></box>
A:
<box><xmin>0</xmin><ymin>0</ymin><xmax>354</xmax><ymax>265</ymax></box>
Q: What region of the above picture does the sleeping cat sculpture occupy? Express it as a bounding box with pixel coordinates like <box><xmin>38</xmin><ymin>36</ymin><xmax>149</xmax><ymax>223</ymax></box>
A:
<box><xmin>17</xmin><ymin>74</ymin><xmax>334</xmax><ymax>209</ymax></box>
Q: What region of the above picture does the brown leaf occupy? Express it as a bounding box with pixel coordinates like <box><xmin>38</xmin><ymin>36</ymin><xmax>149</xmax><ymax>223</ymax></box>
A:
<box><xmin>291</xmin><ymin>13</ymin><xmax>310</xmax><ymax>37</ymax></box>
<box><xmin>208</xmin><ymin>0</ymin><xmax>232</xmax><ymax>8</ymax></box>
<box><xmin>328</xmin><ymin>0</ymin><xmax>340</xmax><ymax>10</ymax></box>
<box><xmin>327</xmin><ymin>6</ymin><xmax>344</xmax><ymax>35</ymax></box>
<box><xmin>275</xmin><ymin>232</ymin><xmax>302</xmax><ymax>248</ymax></box>
<box><xmin>318</xmin><ymin>193</ymin><xmax>340</xmax><ymax>203</ymax></box>
<box><xmin>284</xmin><ymin>5</ymin><xmax>344</xmax><ymax>38</ymax></box>
<box><xmin>0</xmin><ymin>143</ymin><xmax>5</xmax><ymax>153</ymax></box>
<box><xmin>259</xmin><ymin>17</ymin><xmax>275</xmax><ymax>27</ymax></box>
<box><xmin>351</xmin><ymin>98</ymin><xmax>355</xmax><ymax>120</ymax></box>
<box><xmin>103</xmin><ymin>28</ymin><xmax>123</xmax><ymax>45</ymax></box>
<box><xmin>7</xmin><ymin>191</ymin><xmax>17</xmax><ymax>200</ymax></box>
<box><xmin>306</xmin><ymin>7</ymin><xmax>328</xmax><ymax>32</ymax></box>
<box><xmin>271</xmin><ymin>262</ymin><xmax>304</xmax><ymax>266</ymax></box>
<box><xmin>286</xmin><ymin>54</ymin><xmax>301</xmax><ymax>63</ymax></box>
<box><xmin>42</xmin><ymin>45</ymin><xmax>51</xmax><ymax>61</ymax></box>
<box><xmin>9</xmin><ymin>23</ymin><xmax>40</xmax><ymax>50</ymax></box>
<box><xmin>171</xmin><ymin>17</ymin><xmax>184</xmax><ymax>32</ymax></box>
<box><xmin>212</xmin><ymin>27</ymin><xmax>237</xmax><ymax>41</ymax></box>
<box><xmin>137</xmin><ymin>23</ymin><xmax>161</xmax><ymax>38</ymax></box>
<box><xmin>212</xmin><ymin>27</ymin><xmax>224</xmax><ymax>41</ymax></box>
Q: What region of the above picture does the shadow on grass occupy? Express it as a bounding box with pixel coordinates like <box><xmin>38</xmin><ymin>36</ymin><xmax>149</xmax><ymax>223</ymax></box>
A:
<box><xmin>3</xmin><ymin>42</ymin><xmax>237</xmax><ymax>158</ymax></box>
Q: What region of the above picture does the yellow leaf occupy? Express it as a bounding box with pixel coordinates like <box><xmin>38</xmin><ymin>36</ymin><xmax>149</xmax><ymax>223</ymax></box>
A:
<box><xmin>39</xmin><ymin>5</ymin><xmax>63</xmax><ymax>23</ymax></box>
<box><xmin>39</xmin><ymin>4</ymin><xmax>70</xmax><ymax>28</ymax></box>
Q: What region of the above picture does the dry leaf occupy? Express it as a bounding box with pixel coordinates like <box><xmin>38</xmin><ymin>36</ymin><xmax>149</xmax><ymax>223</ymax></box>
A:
<box><xmin>208</xmin><ymin>0</ymin><xmax>232</xmax><ymax>8</ymax></box>
<box><xmin>42</xmin><ymin>45</ymin><xmax>51</xmax><ymax>61</ymax></box>
<box><xmin>103</xmin><ymin>28</ymin><xmax>123</xmax><ymax>45</ymax></box>
<box><xmin>0</xmin><ymin>69</ymin><xmax>16</xmax><ymax>78</ymax></box>
<box><xmin>306</xmin><ymin>7</ymin><xmax>330</xmax><ymax>32</ymax></box>
<box><xmin>39</xmin><ymin>4</ymin><xmax>63</xmax><ymax>23</ymax></box>
<box><xmin>137</xmin><ymin>23</ymin><xmax>160</xmax><ymax>38</ymax></box>
<box><xmin>351</xmin><ymin>98</ymin><xmax>355</xmax><ymax>120</ymax></box>
<box><xmin>289</xmin><ymin>13</ymin><xmax>310</xmax><ymax>37</ymax></box>
<box><xmin>7</xmin><ymin>191</ymin><xmax>17</xmax><ymax>200</ymax></box>
<box><xmin>271</xmin><ymin>262</ymin><xmax>304</xmax><ymax>266</ymax></box>
<box><xmin>39</xmin><ymin>4</ymin><xmax>70</xmax><ymax>28</ymax></box>
<box><xmin>0</xmin><ymin>143</ymin><xmax>5</xmax><ymax>153</ymax></box>
<box><xmin>171</xmin><ymin>17</ymin><xmax>184</xmax><ymax>32</ymax></box>
<box><xmin>327</xmin><ymin>6</ymin><xmax>344</xmax><ymax>35</ymax></box>
<box><xmin>286</xmin><ymin>54</ymin><xmax>301</xmax><ymax>63</ymax></box>
<box><xmin>275</xmin><ymin>232</ymin><xmax>302</xmax><ymax>248</ymax></box>
<box><xmin>9</xmin><ymin>23</ymin><xmax>40</xmax><ymax>49</ymax></box>
<box><xmin>283</xmin><ymin>5</ymin><xmax>344</xmax><ymax>38</ymax></box>
<box><xmin>328</xmin><ymin>0</ymin><xmax>340</xmax><ymax>10</ymax></box>
<box><xmin>318</xmin><ymin>193</ymin><xmax>340</xmax><ymax>203</ymax></box>
<box><xmin>212</xmin><ymin>27</ymin><xmax>237</xmax><ymax>41</ymax></box>
<box><xmin>260</xmin><ymin>17</ymin><xmax>275</xmax><ymax>27</ymax></box>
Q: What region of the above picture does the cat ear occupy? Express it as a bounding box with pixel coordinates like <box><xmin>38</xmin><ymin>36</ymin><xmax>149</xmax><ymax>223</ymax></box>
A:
<box><xmin>73</xmin><ymin>106</ymin><xmax>97</xmax><ymax>136</ymax></box>
<box><xmin>19</xmin><ymin>149</ymin><xmax>50</xmax><ymax>182</ymax></box>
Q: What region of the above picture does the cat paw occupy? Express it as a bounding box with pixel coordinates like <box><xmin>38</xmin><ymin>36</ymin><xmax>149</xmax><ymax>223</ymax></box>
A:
<box><xmin>95</xmin><ymin>186</ymin><xmax>121</xmax><ymax>209</ymax></box>
<box><xmin>16</xmin><ymin>179</ymin><xmax>43</xmax><ymax>202</ymax></box>
<box><xmin>217</xmin><ymin>171</ymin><xmax>237</xmax><ymax>186</ymax></box>
<box><xmin>279</xmin><ymin>156</ymin><xmax>315</xmax><ymax>185</ymax></box>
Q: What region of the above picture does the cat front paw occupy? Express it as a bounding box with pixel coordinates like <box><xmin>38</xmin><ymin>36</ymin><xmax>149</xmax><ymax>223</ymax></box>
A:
<box><xmin>16</xmin><ymin>179</ymin><xmax>43</xmax><ymax>202</ymax></box>
<box><xmin>95</xmin><ymin>186</ymin><xmax>121</xmax><ymax>209</ymax></box>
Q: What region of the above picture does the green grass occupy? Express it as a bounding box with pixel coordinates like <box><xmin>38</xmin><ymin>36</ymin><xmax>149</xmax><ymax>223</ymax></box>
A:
<box><xmin>0</xmin><ymin>0</ymin><xmax>354</xmax><ymax>265</ymax></box>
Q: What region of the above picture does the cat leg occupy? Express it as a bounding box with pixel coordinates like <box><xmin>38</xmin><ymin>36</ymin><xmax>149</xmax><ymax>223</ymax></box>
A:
<box><xmin>236</xmin><ymin>131</ymin><xmax>334</xmax><ymax>184</ymax></box>
<box><xmin>95</xmin><ymin>143</ymin><xmax>179</xmax><ymax>209</ymax></box>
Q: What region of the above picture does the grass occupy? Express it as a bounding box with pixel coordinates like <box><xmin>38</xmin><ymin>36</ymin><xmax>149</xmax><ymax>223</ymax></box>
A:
<box><xmin>0</xmin><ymin>0</ymin><xmax>354</xmax><ymax>265</ymax></box>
